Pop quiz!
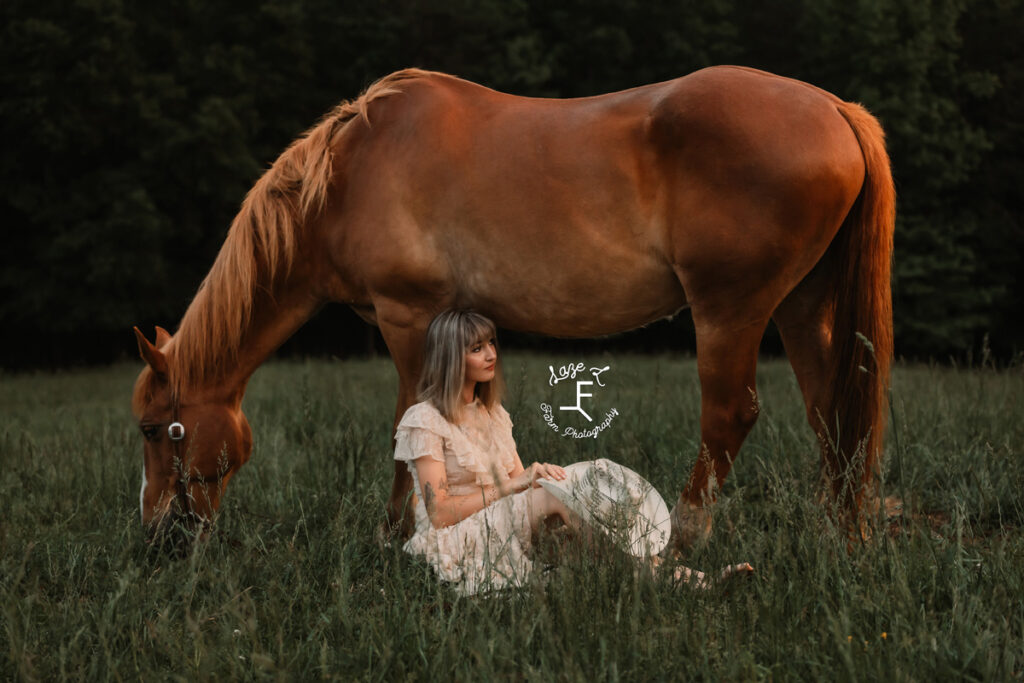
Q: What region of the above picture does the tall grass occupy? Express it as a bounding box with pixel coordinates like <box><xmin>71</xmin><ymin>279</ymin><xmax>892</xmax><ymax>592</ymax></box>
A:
<box><xmin>2</xmin><ymin>354</ymin><xmax>1022</xmax><ymax>679</ymax></box>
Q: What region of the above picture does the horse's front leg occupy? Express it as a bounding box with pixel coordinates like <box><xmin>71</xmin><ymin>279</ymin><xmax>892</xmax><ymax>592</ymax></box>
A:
<box><xmin>375</xmin><ymin>300</ymin><xmax>438</xmax><ymax>536</ymax></box>
<box><xmin>671</xmin><ymin>318</ymin><xmax>768</xmax><ymax>552</ymax></box>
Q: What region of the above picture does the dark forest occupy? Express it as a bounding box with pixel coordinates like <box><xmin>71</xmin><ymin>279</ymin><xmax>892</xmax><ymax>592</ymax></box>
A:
<box><xmin>2</xmin><ymin>0</ymin><xmax>1020</xmax><ymax>368</ymax></box>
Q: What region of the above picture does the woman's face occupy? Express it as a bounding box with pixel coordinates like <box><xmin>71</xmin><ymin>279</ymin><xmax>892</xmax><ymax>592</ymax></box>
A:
<box><xmin>464</xmin><ymin>335</ymin><xmax>497</xmax><ymax>386</ymax></box>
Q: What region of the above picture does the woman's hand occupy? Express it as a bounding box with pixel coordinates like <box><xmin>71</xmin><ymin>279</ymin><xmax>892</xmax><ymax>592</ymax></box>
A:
<box><xmin>511</xmin><ymin>462</ymin><xmax>567</xmax><ymax>492</ymax></box>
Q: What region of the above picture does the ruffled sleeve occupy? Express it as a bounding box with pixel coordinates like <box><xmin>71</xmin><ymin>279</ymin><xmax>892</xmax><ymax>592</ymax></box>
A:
<box><xmin>493</xmin><ymin>403</ymin><xmax>514</xmax><ymax>431</ymax></box>
<box><xmin>394</xmin><ymin>402</ymin><xmax>447</xmax><ymax>464</ymax></box>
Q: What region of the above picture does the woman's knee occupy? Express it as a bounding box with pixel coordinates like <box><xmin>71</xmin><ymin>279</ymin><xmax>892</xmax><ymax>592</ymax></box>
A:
<box><xmin>527</xmin><ymin>487</ymin><xmax>574</xmax><ymax>527</ymax></box>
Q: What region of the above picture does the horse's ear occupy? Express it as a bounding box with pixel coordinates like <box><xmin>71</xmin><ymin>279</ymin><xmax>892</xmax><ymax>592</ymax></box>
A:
<box><xmin>134</xmin><ymin>326</ymin><xmax>169</xmax><ymax>379</ymax></box>
<box><xmin>154</xmin><ymin>325</ymin><xmax>172</xmax><ymax>349</ymax></box>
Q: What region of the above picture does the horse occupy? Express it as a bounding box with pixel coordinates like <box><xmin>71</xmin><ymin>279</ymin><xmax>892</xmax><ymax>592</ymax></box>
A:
<box><xmin>132</xmin><ymin>66</ymin><xmax>894</xmax><ymax>548</ymax></box>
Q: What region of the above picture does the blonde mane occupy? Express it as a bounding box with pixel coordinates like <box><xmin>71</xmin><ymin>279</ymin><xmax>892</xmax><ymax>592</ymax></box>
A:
<box><xmin>163</xmin><ymin>68</ymin><xmax>433</xmax><ymax>399</ymax></box>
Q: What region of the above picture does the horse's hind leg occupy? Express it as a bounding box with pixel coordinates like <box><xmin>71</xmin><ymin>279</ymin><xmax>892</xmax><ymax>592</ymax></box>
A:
<box><xmin>772</xmin><ymin>265</ymin><xmax>879</xmax><ymax>526</ymax></box>
<box><xmin>771</xmin><ymin>265</ymin><xmax>849</xmax><ymax>508</ymax></box>
<box><xmin>672</xmin><ymin>315</ymin><xmax>769</xmax><ymax>551</ymax></box>
<box><xmin>772</xmin><ymin>265</ymin><xmax>831</xmax><ymax>426</ymax></box>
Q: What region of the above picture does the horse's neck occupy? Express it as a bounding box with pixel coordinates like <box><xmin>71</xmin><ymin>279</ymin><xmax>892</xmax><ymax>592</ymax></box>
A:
<box><xmin>180</xmin><ymin>279</ymin><xmax>321</xmax><ymax>404</ymax></box>
<box><xmin>229</xmin><ymin>285</ymin><xmax>320</xmax><ymax>394</ymax></box>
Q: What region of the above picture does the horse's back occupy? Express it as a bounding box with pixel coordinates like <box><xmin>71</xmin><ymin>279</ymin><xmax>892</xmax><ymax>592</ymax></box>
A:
<box><xmin>355</xmin><ymin>66</ymin><xmax>864</xmax><ymax>238</ymax></box>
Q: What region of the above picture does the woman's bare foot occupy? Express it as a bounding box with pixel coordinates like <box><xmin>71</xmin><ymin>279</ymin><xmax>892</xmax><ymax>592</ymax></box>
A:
<box><xmin>718</xmin><ymin>562</ymin><xmax>755</xmax><ymax>582</ymax></box>
<box><xmin>648</xmin><ymin>555</ymin><xmax>705</xmax><ymax>586</ymax></box>
<box><xmin>648</xmin><ymin>556</ymin><xmax>754</xmax><ymax>590</ymax></box>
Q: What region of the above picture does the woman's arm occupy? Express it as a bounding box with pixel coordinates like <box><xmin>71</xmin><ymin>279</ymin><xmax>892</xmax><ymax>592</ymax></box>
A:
<box><xmin>413</xmin><ymin>456</ymin><xmax>511</xmax><ymax>530</ymax></box>
<box><xmin>506</xmin><ymin>461</ymin><xmax>568</xmax><ymax>493</ymax></box>
<box><xmin>501</xmin><ymin>408</ymin><xmax>566</xmax><ymax>490</ymax></box>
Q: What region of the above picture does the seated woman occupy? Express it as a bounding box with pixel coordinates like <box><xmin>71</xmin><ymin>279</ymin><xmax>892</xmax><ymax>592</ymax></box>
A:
<box><xmin>393</xmin><ymin>309</ymin><xmax>748</xmax><ymax>595</ymax></box>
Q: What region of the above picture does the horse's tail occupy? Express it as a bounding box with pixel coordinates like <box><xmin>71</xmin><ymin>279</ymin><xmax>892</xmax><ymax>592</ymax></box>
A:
<box><xmin>822</xmin><ymin>101</ymin><xmax>895</xmax><ymax>514</ymax></box>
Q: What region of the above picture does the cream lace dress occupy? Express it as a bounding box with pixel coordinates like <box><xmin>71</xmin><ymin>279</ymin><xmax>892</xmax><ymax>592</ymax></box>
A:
<box><xmin>393</xmin><ymin>398</ymin><xmax>535</xmax><ymax>596</ymax></box>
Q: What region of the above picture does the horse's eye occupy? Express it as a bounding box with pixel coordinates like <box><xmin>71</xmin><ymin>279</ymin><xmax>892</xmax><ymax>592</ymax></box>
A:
<box><xmin>140</xmin><ymin>424</ymin><xmax>159</xmax><ymax>441</ymax></box>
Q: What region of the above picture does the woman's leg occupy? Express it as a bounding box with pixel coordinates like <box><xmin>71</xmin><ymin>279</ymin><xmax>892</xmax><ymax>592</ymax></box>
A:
<box><xmin>522</xmin><ymin>489</ymin><xmax>755</xmax><ymax>588</ymax></box>
<box><xmin>524</xmin><ymin>487</ymin><xmax>580</xmax><ymax>535</ymax></box>
<box><xmin>522</xmin><ymin>488</ymin><xmax>754</xmax><ymax>588</ymax></box>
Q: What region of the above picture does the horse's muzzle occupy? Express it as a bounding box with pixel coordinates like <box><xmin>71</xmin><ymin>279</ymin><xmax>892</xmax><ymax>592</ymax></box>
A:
<box><xmin>145</xmin><ymin>510</ymin><xmax>212</xmax><ymax>553</ymax></box>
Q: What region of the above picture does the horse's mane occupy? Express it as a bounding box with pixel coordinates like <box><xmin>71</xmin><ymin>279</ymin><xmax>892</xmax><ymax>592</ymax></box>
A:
<box><xmin>160</xmin><ymin>68</ymin><xmax>432</xmax><ymax>400</ymax></box>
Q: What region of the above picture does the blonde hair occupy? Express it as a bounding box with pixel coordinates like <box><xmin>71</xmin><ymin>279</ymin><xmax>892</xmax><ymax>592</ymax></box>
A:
<box><xmin>417</xmin><ymin>310</ymin><xmax>505</xmax><ymax>422</ymax></box>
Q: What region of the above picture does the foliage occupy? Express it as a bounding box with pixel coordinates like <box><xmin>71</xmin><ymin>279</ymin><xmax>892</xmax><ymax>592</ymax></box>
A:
<box><xmin>2</xmin><ymin>354</ymin><xmax>1023</xmax><ymax>678</ymax></box>
<box><xmin>1</xmin><ymin>0</ymin><xmax>1021</xmax><ymax>367</ymax></box>
<box><xmin>734</xmin><ymin>0</ymin><xmax>1011</xmax><ymax>355</ymax></box>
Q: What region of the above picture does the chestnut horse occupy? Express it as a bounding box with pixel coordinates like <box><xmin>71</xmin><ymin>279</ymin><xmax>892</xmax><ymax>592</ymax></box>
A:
<box><xmin>132</xmin><ymin>66</ymin><xmax>894</xmax><ymax>547</ymax></box>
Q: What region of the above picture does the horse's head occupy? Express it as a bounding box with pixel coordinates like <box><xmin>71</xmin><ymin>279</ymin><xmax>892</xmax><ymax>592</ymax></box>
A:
<box><xmin>132</xmin><ymin>327</ymin><xmax>252</xmax><ymax>542</ymax></box>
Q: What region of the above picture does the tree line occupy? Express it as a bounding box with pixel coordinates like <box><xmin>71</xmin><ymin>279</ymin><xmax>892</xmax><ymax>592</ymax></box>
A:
<box><xmin>1</xmin><ymin>0</ymin><xmax>1020</xmax><ymax>368</ymax></box>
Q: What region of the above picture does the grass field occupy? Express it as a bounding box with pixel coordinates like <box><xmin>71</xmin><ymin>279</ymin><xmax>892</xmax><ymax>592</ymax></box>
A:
<box><xmin>2</xmin><ymin>353</ymin><xmax>1023</xmax><ymax>680</ymax></box>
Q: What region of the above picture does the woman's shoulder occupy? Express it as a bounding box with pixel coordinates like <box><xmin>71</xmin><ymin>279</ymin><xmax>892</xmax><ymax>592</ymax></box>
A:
<box><xmin>489</xmin><ymin>401</ymin><xmax>513</xmax><ymax>428</ymax></box>
<box><xmin>397</xmin><ymin>401</ymin><xmax>451</xmax><ymax>435</ymax></box>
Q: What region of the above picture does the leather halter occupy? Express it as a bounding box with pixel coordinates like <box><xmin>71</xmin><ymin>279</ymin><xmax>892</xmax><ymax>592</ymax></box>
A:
<box><xmin>167</xmin><ymin>395</ymin><xmax>190</xmax><ymax>516</ymax></box>
<box><xmin>165</xmin><ymin>396</ymin><xmax>222</xmax><ymax>525</ymax></box>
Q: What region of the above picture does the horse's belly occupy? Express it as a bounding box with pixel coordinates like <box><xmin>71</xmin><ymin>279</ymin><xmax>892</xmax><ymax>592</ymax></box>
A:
<box><xmin>459</xmin><ymin>241</ymin><xmax>688</xmax><ymax>338</ymax></box>
<box><xmin>433</xmin><ymin>120</ymin><xmax>684</xmax><ymax>336</ymax></box>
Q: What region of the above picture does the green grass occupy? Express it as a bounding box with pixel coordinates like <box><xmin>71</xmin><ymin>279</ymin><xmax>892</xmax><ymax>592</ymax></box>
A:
<box><xmin>2</xmin><ymin>353</ymin><xmax>1023</xmax><ymax>680</ymax></box>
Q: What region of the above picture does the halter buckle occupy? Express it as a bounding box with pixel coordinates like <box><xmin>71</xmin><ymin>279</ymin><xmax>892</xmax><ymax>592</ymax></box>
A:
<box><xmin>168</xmin><ymin>422</ymin><xmax>186</xmax><ymax>441</ymax></box>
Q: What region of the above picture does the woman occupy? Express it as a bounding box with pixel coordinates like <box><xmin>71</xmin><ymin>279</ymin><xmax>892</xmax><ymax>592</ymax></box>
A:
<box><xmin>394</xmin><ymin>309</ymin><xmax>749</xmax><ymax>595</ymax></box>
<box><xmin>393</xmin><ymin>309</ymin><xmax>578</xmax><ymax>595</ymax></box>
